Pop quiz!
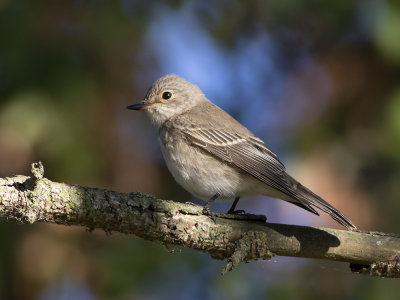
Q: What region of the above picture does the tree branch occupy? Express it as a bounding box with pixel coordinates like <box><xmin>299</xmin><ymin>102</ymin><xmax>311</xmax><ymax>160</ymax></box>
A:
<box><xmin>1</xmin><ymin>162</ymin><xmax>399</xmax><ymax>277</ymax></box>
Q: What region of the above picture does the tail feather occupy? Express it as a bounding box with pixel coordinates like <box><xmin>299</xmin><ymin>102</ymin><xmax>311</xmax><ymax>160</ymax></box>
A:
<box><xmin>288</xmin><ymin>175</ymin><xmax>357</xmax><ymax>230</ymax></box>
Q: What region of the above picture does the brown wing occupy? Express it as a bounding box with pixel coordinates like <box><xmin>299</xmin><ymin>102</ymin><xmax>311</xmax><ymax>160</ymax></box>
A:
<box><xmin>183</xmin><ymin>128</ymin><xmax>310</xmax><ymax>203</ymax></box>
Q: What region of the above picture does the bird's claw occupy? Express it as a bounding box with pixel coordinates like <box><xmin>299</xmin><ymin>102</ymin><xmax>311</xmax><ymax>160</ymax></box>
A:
<box><xmin>202</xmin><ymin>207</ymin><xmax>216</xmax><ymax>223</ymax></box>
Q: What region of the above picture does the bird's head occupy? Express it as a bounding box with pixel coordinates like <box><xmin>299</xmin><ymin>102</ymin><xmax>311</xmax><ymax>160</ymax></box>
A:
<box><xmin>127</xmin><ymin>74</ymin><xmax>206</xmax><ymax>127</ymax></box>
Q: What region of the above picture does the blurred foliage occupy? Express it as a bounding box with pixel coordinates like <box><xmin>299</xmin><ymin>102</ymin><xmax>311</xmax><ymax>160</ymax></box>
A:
<box><xmin>1</xmin><ymin>0</ymin><xmax>400</xmax><ymax>299</ymax></box>
<box><xmin>374</xmin><ymin>2</ymin><xmax>400</xmax><ymax>65</ymax></box>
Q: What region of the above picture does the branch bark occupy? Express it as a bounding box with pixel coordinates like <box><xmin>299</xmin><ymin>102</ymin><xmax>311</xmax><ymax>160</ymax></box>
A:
<box><xmin>1</xmin><ymin>162</ymin><xmax>399</xmax><ymax>277</ymax></box>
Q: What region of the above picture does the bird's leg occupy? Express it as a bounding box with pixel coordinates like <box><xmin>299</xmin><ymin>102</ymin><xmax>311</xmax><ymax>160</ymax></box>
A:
<box><xmin>227</xmin><ymin>197</ymin><xmax>246</xmax><ymax>215</ymax></box>
<box><xmin>204</xmin><ymin>192</ymin><xmax>220</xmax><ymax>209</ymax></box>
<box><xmin>202</xmin><ymin>193</ymin><xmax>220</xmax><ymax>222</ymax></box>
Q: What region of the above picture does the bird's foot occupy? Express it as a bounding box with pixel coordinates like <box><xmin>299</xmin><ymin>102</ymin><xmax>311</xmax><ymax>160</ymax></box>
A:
<box><xmin>219</xmin><ymin>212</ymin><xmax>267</xmax><ymax>222</ymax></box>
<box><xmin>202</xmin><ymin>207</ymin><xmax>217</xmax><ymax>223</ymax></box>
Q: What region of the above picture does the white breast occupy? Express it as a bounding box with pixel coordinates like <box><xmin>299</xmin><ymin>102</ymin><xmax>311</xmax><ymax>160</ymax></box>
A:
<box><xmin>159</xmin><ymin>129</ymin><xmax>242</xmax><ymax>200</ymax></box>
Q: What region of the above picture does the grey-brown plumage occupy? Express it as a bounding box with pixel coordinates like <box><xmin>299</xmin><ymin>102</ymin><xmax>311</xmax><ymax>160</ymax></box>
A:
<box><xmin>127</xmin><ymin>74</ymin><xmax>356</xmax><ymax>230</ymax></box>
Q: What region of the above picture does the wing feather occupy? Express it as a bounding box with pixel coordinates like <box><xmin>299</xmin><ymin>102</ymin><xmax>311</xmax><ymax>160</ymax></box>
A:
<box><xmin>184</xmin><ymin>128</ymin><xmax>296</xmax><ymax>198</ymax></box>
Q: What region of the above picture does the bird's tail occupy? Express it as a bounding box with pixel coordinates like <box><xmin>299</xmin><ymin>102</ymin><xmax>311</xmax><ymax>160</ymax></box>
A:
<box><xmin>288</xmin><ymin>175</ymin><xmax>357</xmax><ymax>230</ymax></box>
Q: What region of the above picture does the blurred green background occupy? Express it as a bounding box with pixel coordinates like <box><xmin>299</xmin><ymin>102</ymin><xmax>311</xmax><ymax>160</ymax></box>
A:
<box><xmin>1</xmin><ymin>0</ymin><xmax>400</xmax><ymax>299</ymax></box>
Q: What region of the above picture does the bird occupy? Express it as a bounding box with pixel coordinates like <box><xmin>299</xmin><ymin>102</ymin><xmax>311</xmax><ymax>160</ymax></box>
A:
<box><xmin>127</xmin><ymin>74</ymin><xmax>356</xmax><ymax>230</ymax></box>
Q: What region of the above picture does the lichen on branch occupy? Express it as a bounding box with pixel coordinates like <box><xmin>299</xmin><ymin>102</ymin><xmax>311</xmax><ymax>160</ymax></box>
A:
<box><xmin>1</xmin><ymin>162</ymin><xmax>400</xmax><ymax>277</ymax></box>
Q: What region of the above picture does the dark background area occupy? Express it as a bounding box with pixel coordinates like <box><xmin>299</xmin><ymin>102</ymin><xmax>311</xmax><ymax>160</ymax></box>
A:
<box><xmin>1</xmin><ymin>0</ymin><xmax>400</xmax><ymax>299</ymax></box>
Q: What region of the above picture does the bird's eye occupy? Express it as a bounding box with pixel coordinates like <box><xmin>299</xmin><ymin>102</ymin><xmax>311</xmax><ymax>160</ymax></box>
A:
<box><xmin>162</xmin><ymin>91</ymin><xmax>172</xmax><ymax>100</ymax></box>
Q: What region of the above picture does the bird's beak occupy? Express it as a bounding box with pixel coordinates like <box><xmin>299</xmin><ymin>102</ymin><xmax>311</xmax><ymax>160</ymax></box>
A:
<box><xmin>126</xmin><ymin>103</ymin><xmax>152</xmax><ymax>111</ymax></box>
